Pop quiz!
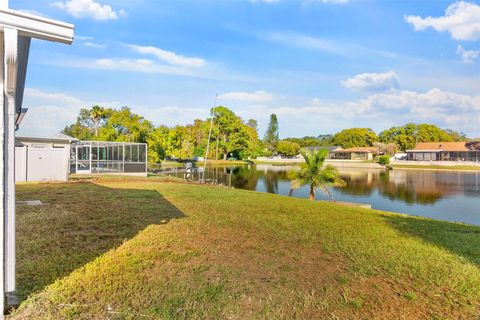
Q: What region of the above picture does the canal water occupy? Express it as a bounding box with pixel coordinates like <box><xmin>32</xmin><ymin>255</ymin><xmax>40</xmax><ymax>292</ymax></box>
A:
<box><xmin>210</xmin><ymin>164</ymin><xmax>480</xmax><ymax>225</ymax></box>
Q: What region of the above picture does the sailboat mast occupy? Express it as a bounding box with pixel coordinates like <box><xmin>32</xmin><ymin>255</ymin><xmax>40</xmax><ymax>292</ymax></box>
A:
<box><xmin>202</xmin><ymin>94</ymin><xmax>217</xmax><ymax>181</ymax></box>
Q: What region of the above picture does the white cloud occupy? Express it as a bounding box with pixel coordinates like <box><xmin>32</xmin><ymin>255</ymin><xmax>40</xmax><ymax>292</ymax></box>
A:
<box><xmin>48</xmin><ymin>57</ymin><xmax>192</xmax><ymax>76</ymax></box>
<box><xmin>84</xmin><ymin>41</ymin><xmax>107</xmax><ymax>48</ymax></box>
<box><xmin>40</xmin><ymin>55</ymin><xmax>252</xmax><ymax>82</ymax></box>
<box><xmin>342</xmin><ymin>71</ymin><xmax>400</xmax><ymax>92</ymax></box>
<box><xmin>456</xmin><ymin>45</ymin><xmax>480</xmax><ymax>63</ymax></box>
<box><xmin>93</xmin><ymin>58</ymin><xmax>195</xmax><ymax>76</ymax></box>
<box><xmin>76</xmin><ymin>35</ymin><xmax>94</xmax><ymax>41</ymax></box>
<box><xmin>24</xmin><ymin>88</ymin><xmax>84</xmax><ymax>106</ymax></box>
<box><xmin>218</xmin><ymin>91</ymin><xmax>274</xmax><ymax>103</ymax></box>
<box><xmin>405</xmin><ymin>1</ymin><xmax>480</xmax><ymax>41</ymax></box>
<box><xmin>342</xmin><ymin>88</ymin><xmax>480</xmax><ymax>131</ymax></box>
<box><xmin>127</xmin><ymin>44</ymin><xmax>206</xmax><ymax>68</ymax></box>
<box><xmin>52</xmin><ymin>0</ymin><xmax>126</xmax><ymax>21</ymax></box>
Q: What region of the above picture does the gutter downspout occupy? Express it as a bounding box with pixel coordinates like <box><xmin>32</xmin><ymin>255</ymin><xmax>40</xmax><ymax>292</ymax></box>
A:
<box><xmin>3</xmin><ymin>28</ymin><xmax>17</xmax><ymax>301</ymax></box>
<box><xmin>0</xmin><ymin>30</ymin><xmax>5</xmax><ymax>316</ymax></box>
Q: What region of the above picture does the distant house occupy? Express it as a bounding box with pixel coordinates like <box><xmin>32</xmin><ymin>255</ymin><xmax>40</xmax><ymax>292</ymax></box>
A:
<box><xmin>406</xmin><ymin>141</ymin><xmax>480</xmax><ymax>162</ymax></box>
<box><xmin>331</xmin><ymin>147</ymin><xmax>379</xmax><ymax>161</ymax></box>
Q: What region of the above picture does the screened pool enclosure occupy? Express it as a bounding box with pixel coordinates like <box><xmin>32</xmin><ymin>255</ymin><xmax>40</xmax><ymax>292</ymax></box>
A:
<box><xmin>70</xmin><ymin>141</ymin><xmax>147</xmax><ymax>175</ymax></box>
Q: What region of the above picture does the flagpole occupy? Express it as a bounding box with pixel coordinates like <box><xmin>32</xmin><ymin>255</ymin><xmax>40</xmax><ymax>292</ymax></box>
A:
<box><xmin>202</xmin><ymin>94</ymin><xmax>217</xmax><ymax>182</ymax></box>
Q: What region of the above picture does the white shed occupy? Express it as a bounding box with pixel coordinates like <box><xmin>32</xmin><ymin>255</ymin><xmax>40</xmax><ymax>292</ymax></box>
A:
<box><xmin>15</xmin><ymin>133</ymin><xmax>77</xmax><ymax>182</ymax></box>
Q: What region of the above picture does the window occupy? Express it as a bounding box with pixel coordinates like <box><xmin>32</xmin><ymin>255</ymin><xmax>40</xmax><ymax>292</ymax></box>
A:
<box><xmin>132</xmin><ymin>145</ymin><xmax>139</xmax><ymax>162</ymax></box>
<box><xmin>91</xmin><ymin>147</ymin><xmax>98</xmax><ymax>160</ymax></box>
<box><xmin>139</xmin><ymin>145</ymin><xmax>146</xmax><ymax>163</ymax></box>
<box><xmin>124</xmin><ymin>146</ymin><xmax>131</xmax><ymax>162</ymax></box>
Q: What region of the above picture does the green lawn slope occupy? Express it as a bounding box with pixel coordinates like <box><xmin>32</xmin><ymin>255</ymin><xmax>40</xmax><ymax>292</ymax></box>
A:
<box><xmin>11</xmin><ymin>179</ymin><xmax>480</xmax><ymax>319</ymax></box>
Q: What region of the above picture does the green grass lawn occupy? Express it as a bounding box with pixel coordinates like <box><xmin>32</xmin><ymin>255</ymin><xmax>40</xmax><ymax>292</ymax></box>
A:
<box><xmin>11</xmin><ymin>178</ymin><xmax>480</xmax><ymax>319</ymax></box>
<box><xmin>391</xmin><ymin>164</ymin><xmax>480</xmax><ymax>171</ymax></box>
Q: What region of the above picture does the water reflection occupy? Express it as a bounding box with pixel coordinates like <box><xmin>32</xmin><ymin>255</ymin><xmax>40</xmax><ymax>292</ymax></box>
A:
<box><xmin>336</xmin><ymin>169</ymin><xmax>447</xmax><ymax>205</ymax></box>
<box><xmin>223</xmin><ymin>164</ymin><xmax>480</xmax><ymax>225</ymax></box>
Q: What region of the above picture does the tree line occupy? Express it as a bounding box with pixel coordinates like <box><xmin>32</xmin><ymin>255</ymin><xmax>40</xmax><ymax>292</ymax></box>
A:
<box><xmin>63</xmin><ymin>105</ymin><xmax>468</xmax><ymax>162</ymax></box>
<box><xmin>64</xmin><ymin>105</ymin><xmax>272</xmax><ymax>162</ymax></box>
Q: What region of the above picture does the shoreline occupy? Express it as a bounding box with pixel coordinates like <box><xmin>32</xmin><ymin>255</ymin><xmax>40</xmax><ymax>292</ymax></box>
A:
<box><xmin>156</xmin><ymin>160</ymin><xmax>480</xmax><ymax>173</ymax></box>
<box><xmin>390</xmin><ymin>164</ymin><xmax>480</xmax><ymax>173</ymax></box>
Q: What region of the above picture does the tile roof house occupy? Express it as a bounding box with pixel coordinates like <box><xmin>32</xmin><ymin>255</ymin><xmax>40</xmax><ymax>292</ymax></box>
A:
<box><xmin>406</xmin><ymin>141</ymin><xmax>480</xmax><ymax>161</ymax></box>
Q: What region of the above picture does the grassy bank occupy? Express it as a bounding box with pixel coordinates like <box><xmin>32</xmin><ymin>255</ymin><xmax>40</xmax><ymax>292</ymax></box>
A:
<box><xmin>12</xmin><ymin>178</ymin><xmax>480</xmax><ymax>319</ymax></box>
<box><xmin>391</xmin><ymin>164</ymin><xmax>480</xmax><ymax>172</ymax></box>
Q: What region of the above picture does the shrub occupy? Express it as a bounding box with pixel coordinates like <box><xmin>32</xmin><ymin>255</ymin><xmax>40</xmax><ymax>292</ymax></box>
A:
<box><xmin>378</xmin><ymin>155</ymin><xmax>390</xmax><ymax>165</ymax></box>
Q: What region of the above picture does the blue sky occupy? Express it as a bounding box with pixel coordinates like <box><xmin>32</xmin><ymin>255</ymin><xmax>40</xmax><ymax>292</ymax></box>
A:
<box><xmin>13</xmin><ymin>0</ymin><xmax>480</xmax><ymax>138</ymax></box>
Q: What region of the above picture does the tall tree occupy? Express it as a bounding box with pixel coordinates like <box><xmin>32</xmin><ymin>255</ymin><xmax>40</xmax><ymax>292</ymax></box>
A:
<box><xmin>243</xmin><ymin>119</ymin><xmax>261</xmax><ymax>159</ymax></box>
<box><xmin>283</xmin><ymin>135</ymin><xmax>333</xmax><ymax>147</ymax></box>
<box><xmin>62</xmin><ymin>107</ymin><xmax>95</xmax><ymax>140</ymax></box>
<box><xmin>332</xmin><ymin>128</ymin><xmax>378</xmax><ymax>148</ymax></box>
<box><xmin>214</xmin><ymin>106</ymin><xmax>250</xmax><ymax>160</ymax></box>
<box><xmin>100</xmin><ymin>106</ymin><xmax>153</xmax><ymax>142</ymax></box>
<box><xmin>379</xmin><ymin>123</ymin><xmax>459</xmax><ymax>151</ymax></box>
<box><xmin>246</xmin><ymin>119</ymin><xmax>258</xmax><ymax>130</ymax></box>
<box><xmin>263</xmin><ymin>114</ymin><xmax>279</xmax><ymax>153</ymax></box>
<box><xmin>444</xmin><ymin>129</ymin><xmax>466</xmax><ymax>142</ymax></box>
<box><xmin>146</xmin><ymin>125</ymin><xmax>170</xmax><ymax>163</ymax></box>
<box><xmin>90</xmin><ymin>105</ymin><xmax>106</xmax><ymax>137</ymax></box>
<box><xmin>373</xmin><ymin>142</ymin><xmax>397</xmax><ymax>156</ymax></box>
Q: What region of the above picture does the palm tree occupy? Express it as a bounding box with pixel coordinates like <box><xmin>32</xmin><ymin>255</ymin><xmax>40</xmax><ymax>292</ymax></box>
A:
<box><xmin>90</xmin><ymin>105</ymin><xmax>104</xmax><ymax>137</ymax></box>
<box><xmin>288</xmin><ymin>149</ymin><xmax>344</xmax><ymax>201</ymax></box>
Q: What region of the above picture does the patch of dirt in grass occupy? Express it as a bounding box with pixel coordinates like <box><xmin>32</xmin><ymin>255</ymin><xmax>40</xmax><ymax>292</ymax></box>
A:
<box><xmin>158</xmin><ymin>224</ymin><xmax>432</xmax><ymax>319</ymax></box>
<box><xmin>170</xmin><ymin>224</ymin><xmax>346</xmax><ymax>318</ymax></box>
<box><xmin>340</xmin><ymin>276</ymin><xmax>426</xmax><ymax>320</ymax></box>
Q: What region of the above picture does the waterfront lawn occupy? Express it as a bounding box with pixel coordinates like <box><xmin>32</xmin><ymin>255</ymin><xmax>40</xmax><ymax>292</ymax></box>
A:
<box><xmin>12</xmin><ymin>178</ymin><xmax>480</xmax><ymax>319</ymax></box>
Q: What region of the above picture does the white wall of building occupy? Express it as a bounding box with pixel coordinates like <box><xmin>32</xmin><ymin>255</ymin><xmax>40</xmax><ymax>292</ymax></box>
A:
<box><xmin>15</xmin><ymin>146</ymin><xmax>70</xmax><ymax>182</ymax></box>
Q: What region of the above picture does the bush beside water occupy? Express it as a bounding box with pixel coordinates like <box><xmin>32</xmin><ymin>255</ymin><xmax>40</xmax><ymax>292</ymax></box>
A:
<box><xmin>378</xmin><ymin>155</ymin><xmax>390</xmax><ymax>165</ymax></box>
